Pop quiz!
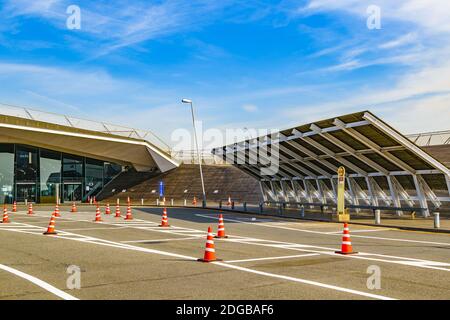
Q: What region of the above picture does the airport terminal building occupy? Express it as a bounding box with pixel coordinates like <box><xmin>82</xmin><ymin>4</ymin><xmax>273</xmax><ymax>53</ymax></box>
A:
<box><xmin>1</xmin><ymin>104</ymin><xmax>450</xmax><ymax>218</ymax></box>
<box><xmin>0</xmin><ymin>104</ymin><xmax>178</xmax><ymax>204</ymax></box>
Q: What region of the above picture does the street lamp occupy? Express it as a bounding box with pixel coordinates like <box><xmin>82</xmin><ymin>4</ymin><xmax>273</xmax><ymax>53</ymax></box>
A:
<box><xmin>181</xmin><ymin>98</ymin><xmax>207</xmax><ymax>207</ymax></box>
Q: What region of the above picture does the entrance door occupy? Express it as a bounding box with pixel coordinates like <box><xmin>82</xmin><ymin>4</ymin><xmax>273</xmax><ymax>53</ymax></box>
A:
<box><xmin>16</xmin><ymin>184</ymin><xmax>37</xmax><ymax>203</ymax></box>
<box><xmin>63</xmin><ymin>183</ymin><xmax>82</xmax><ymax>202</ymax></box>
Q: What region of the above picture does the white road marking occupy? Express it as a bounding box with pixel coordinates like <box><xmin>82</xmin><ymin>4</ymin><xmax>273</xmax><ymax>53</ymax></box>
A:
<box><xmin>212</xmin><ymin>262</ymin><xmax>395</xmax><ymax>300</ymax></box>
<box><xmin>325</xmin><ymin>229</ymin><xmax>390</xmax><ymax>234</ymax></box>
<box><xmin>121</xmin><ymin>237</ymin><xmax>203</xmax><ymax>243</ymax></box>
<box><xmin>62</xmin><ymin>226</ymin><xmax>128</xmax><ymax>231</ymax></box>
<box><xmin>229</xmin><ymin>238</ymin><xmax>450</xmax><ymax>272</ymax></box>
<box><xmin>225</xmin><ymin>253</ymin><xmax>320</xmax><ymax>263</ymax></box>
<box><xmin>196</xmin><ymin>214</ymin><xmax>450</xmax><ymax>246</ymax></box>
<box><xmin>0</xmin><ymin>223</ymin><xmax>395</xmax><ymax>300</ymax></box>
<box><xmin>10</xmin><ymin>212</ymin><xmax>450</xmax><ymax>272</ymax></box>
<box><xmin>0</xmin><ymin>264</ymin><xmax>78</xmax><ymax>300</ymax></box>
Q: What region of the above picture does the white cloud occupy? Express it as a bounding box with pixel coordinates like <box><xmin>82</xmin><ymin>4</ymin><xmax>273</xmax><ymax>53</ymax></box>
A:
<box><xmin>300</xmin><ymin>0</ymin><xmax>450</xmax><ymax>33</ymax></box>
<box><xmin>242</xmin><ymin>104</ymin><xmax>258</xmax><ymax>112</ymax></box>
<box><xmin>0</xmin><ymin>0</ymin><xmax>237</xmax><ymax>58</ymax></box>
<box><xmin>379</xmin><ymin>33</ymin><xmax>417</xmax><ymax>49</ymax></box>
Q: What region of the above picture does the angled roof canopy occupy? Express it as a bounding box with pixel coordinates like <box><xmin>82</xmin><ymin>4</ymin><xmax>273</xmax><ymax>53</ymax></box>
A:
<box><xmin>0</xmin><ymin>104</ymin><xmax>179</xmax><ymax>172</ymax></box>
<box><xmin>212</xmin><ymin>111</ymin><xmax>450</xmax><ymax>215</ymax></box>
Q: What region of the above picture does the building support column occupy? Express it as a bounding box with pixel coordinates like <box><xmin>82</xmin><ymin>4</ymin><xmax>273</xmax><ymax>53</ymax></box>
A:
<box><xmin>386</xmin><ymin>175</ymin><xmax>402</xmax><ymax>216</ymax></box>
<box><xmin>412</xmin><ymin>174</ymin><xmax>430</xmax><ymax>217</ymax></box>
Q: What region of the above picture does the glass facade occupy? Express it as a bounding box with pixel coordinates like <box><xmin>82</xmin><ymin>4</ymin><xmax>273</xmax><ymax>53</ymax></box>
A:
<box><xmin>0</xmin><ymin>144</ymin><xmax>14</xmax><ymax>204</ymax></box>
<box><xmin>0</xmin><ymin>143</ymin><xmax>122</xmax><ymax>204</ymax></box>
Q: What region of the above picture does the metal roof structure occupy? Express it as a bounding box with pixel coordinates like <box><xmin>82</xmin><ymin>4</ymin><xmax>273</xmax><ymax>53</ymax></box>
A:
<box><xmin>212</xmin><ymin>111</ymin><xmax>450</xmax><ymax>216</ymax></box>
<box><xmin>407</xmin><ymin>130</ymin><xmax>450</xmax><ymax>146</ymax></box>
<box><xmin>0</xmin><ymin>103</ymin><xmax>179</xmax><ymax>172</ymax></box>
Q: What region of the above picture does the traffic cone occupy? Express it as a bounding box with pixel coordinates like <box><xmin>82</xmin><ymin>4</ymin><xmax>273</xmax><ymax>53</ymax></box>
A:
<box><xmin>227</xmin><ymin>196</ymin><xmax>231</xmax><ymax>206</ymax></box>
<box><xmin>215</xmin><ymin>214</ymin><xmax>228</xmax><ymax>238</ymax></box>
<box><xmin>115</xmin><ymin>203</ymin><xmax>121</xmax><ymax>218</ymax></box>
<box><xmin>71</xmin><ymin>202</ymin><xmax>77</xmax><ymax>213</ymax></box>
<box><xmin>93</xmin><ymin>205</ymin><xmax>102</xmax><ymax>222</ymax></box>
<box><xmin>28</xmin><ymin>203</ymin><xmax>33</xmax><ymax>215</ymax></box>
<box><xmin>335</xmin><ymin>222</ymin><xmax>357</xmax><ymax>255</ymax></box>
<box><xmin>192</xmin><ymin>196</ymin><xmax>197</xmax><ymax>205</ymax></box>
<box><xmin>105</xmin><ymin>203</ymin><xmax>111</xmax><ymax>215</ymax></box>
<box><xmin>198</xmin><ymin>227</ymin><xmax>221</xmax><ymax>262</ymax></box>
<box><xmin>1</xmin><ymin>206</ymin><xmax>10</xmax><ymax>223</ymax></box>
<box><xmin>43</xmin><ymin>213</ymin><xmax>57</xmax><ymax>235</ymax></box>
<box><xmin>12</xmin><ymin>201</ymin><xmax>17</xmax><ymax>213</ymax></box>
<box><xmin>124</xmin><ymin>204</ymin><xmax>133</xmax><ymax>220</ymax></box>
<box><xmin>53</xmin><ymin>203</ymin><xmax>61</xmax><ymax>217</ymax></box>
<box><xmin>159</xmin><ymin>208</ymin><xmax>170</xmax><ymax>227</ymax></box>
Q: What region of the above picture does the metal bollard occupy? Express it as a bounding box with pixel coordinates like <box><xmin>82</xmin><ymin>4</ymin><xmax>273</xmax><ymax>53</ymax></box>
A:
<box><xmin>141</xmin><ymin>198</ymin><xmax>144</xmax><ymax>205</ymax></box>
<box><xmin>184</xmin><ymin>199</ymin><xmax>187</xmax><ymax>207</ymax></box>
<box><xmin>202</xmin><ymin>200</ymin><xmax>206</xmax><ymax>208</ymax></box>
<box><xmin>25</xmin><ymin>199</ymin><xmax>28</xmax><ymax>206</ymax></box>
<box><xmin>434</xmin><ymin>212</ymin><xmax>440</xmax><ymax>229</ymax></box>
<box><xmin>219</xmin><ymin>200</ymin><xmax>222</xmax><ymax>209</ymax></box>
<box><xmin>300</xmin><ymin>205</ymin><xmax>305</xmax><ymax>218</ymax></box>
<box><xmin>243</xmin><ymin>202</ymin><xmax>247</xmax><ymax>212</ymax></box>
<box><xmin>374</xmin><ymin>209</ymin><xmax>381</xmax><ymax>225</ymax></box>
<box><xmin>171</xmin><ymin>199</ymin><xmax>174</xmax><ymax>206</ymax></box>
<box><xmin>259</xmin><ymin>202</ymin><xmax>263</xmax><ymax>213</ymax></box>
<box><xmin>231</xmin><ymin>201</ymin><xmax>235</xmax><ymax>210</ymax></box>
<box><xmin>156</xmin><ymin>198</ymin><xmax>159</xmax><ymax>206</ymax></box>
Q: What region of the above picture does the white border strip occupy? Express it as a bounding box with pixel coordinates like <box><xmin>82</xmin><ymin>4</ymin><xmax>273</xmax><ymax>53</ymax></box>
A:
<box><xmin>0</xmin><ymin>264</ymin><xmax>78</xmax><ymax>300</ymax></box>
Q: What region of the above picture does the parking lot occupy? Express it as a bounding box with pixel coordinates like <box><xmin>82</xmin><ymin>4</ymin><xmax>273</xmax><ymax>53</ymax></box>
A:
<box><xmin>0</xmin><ymin>205</ymin><xmax>449</xmax><ymax>300</ymax></box>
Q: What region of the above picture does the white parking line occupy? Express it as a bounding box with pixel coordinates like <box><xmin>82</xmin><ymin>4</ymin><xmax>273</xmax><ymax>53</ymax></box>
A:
<box><xmin>0</xmin><ymin>264</ymin><xmax>78</xmax><ymax>300</ymax></box>
<box><xmin>0</xmin><ymin>223</ymin><xmax>395</xmax><ymax>300</ymax></box>
<box><xmin>195</xmin><ymin>214</ymin><xmax>450</xmax><ymax>246</ymax></box>
<box><xmin>121</xmin><ymin>236</ymin><xmax>203</xmax><ymax>243</ymax></box>
<box><xmin>213</xmin><ymin>262</ymin><xmax>395</xmax><ymax>300</ymax></box>
<box><xmin>225</xmin><ymin>253</ymin><xmax>320</xmax><ymax>263</ymax></box>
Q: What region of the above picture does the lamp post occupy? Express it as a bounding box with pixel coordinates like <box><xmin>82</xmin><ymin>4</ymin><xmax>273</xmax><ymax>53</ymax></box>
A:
<box><xmin>181</xmin><ymin>99</ymin><xmax>206</xmax><ymax>208</ymax></box>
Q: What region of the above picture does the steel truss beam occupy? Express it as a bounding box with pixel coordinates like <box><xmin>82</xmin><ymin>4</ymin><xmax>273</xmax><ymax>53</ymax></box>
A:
<box><xmin>310</xmin><ymin>123</ymin><xmax>389</xmax><ymax>175</ymax></box>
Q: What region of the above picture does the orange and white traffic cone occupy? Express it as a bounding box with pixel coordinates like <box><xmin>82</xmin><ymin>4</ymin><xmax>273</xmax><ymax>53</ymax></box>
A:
<box><xmin>43</xmin><ymin>213</ymin><xmax>57</xmax><ymax>235</ymax></box>
<box><xmin>115</xmin><ymin>203</ymin><xmax>121</xmax><ymax>218</ymax></box>
<box><xmin>198</xmin><ymin>226</ymin><xmax>221</xmax><ymax>262</ymax></box>
<box><xmin>1</xmin><ymin>206</ymin><xmax>10</xmax><ymax>223</ymax></box>
<box><xmin>215</xmin><ymin>214</ymin><xmax>228</xmax><ymax>238</ymax></box>
<box><xmin>54</xmin><ymin>203</ymin><xmax>61</xmax><ymax>217</ymax></box>
<box><xmin>124</xmin><ymin>204</ymin><xmax>133</xmax><ymax>220</ymax></box>
<box><xmin>93</xmin><ymin>205</ymin><xmax>102</xmax><ymax>222</ymax></box>
<box><xmin>28</xmin><ymin>203</ymin><xmax>33</xmax><ymax>215</ymax></box>
<box><xmin>71</xmin><ymin>202</ymin><xmax>77</xmax><ymax>213</ymax></box>
<box><xmin>227</xmin><ymin>196</ymin><xmax>232</xmax><ymax>206</ymax></box>
<box><xmin>105</xmin><ymin>203</ymin><xmax>111</xmax><ymax>215</ymax></box>
<box><xmin>12</xmin><ymin>201</ymin><xmax>17</xmax><ymax>213</ymax></box>
<box><xmin>192</xmin><ymin>196</ymin><xmax>197</xmax><ymax>206</ymax></box>
<box><xmin>335</xmin><ymin>222</ymin><xmax>357</xmax><ymax>255</ymax></box>
<box><xmin>159</xmin><ymin>208</ymin><xmax>170</xmax><ymax>227</ymax></box>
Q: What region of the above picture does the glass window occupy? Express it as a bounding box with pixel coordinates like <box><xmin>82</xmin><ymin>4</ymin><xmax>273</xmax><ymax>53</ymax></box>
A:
<box><xmin>104</xmin><ymin>162</ymin><xmax>122</xmax><ymax>185</ymax></box>
<box><xmin>85</xmin><ymin>158</ymin><xmax>104</xmax><ymax>197</ymax></box>
<box><xmin>40</xmin><ymin>149</ymin><xmax>61</xmax><ymax>203</ymax></box>
<box><xmin>63</xmin><ymin>154</ymin><xmax>83</xmax><ymax>181</ymax></box>
<box><xmin>15</xmin><ymin>145</ymin><xmax>38</xmax><ymax>183</ymax></box>
<box><xmin>0</xmin><ymin>144</ymin><xmax>14</xmax><ymax>204</ymax></box>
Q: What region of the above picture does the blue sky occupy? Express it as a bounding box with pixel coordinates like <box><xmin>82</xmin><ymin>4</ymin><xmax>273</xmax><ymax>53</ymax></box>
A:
<box><xmin>0</xmin><ymin>0</ymin><xmax>449</xmax><ymax>147</ymax></box>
